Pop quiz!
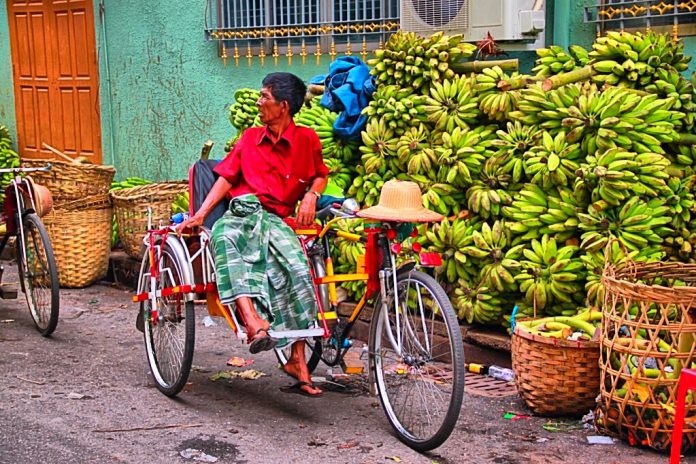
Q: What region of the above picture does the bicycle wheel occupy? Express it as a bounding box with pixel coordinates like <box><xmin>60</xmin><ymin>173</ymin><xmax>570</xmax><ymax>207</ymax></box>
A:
<box><xmin>17</xmin><ymin>213</ymin><xmax>59</xmax><ymax>337</ymax></box>
<box><xmin>140</xmin><ymin>240</ymin><xmax>195</xmax><ymax>397</ymax></box>
<box><xmin>368</xmin><ymin>269</ymin><xmax>465</xmax><ymax>451</ymax></box>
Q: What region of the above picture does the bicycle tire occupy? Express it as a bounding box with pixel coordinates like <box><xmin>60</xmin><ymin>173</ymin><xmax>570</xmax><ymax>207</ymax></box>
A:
<box><xmin>140</xmin><ymin>240</ymin><xmax>195</xmax><ymax>397</ymax></box>
<box><xmin>368</xmin><ymin>269</ymin><xmax>465</xmax><ymax>451</ymax></box>
<box><xmin>17</xmin><ymin>213</ymin><xmax>59</xmax><ymax>337</ymax></box>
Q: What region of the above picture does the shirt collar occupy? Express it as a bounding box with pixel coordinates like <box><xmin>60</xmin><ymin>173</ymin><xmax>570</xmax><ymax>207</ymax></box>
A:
<box><xmin>257</xmin><ymin>120</ymin><xmax>297</xmax><ymax>146</ymax></box>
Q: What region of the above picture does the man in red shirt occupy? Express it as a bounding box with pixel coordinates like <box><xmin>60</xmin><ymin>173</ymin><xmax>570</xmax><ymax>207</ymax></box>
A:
<box><xmin>180</xmin><ymin>72</ymin><xmax>328</xmax><ymax>397</ymax></box>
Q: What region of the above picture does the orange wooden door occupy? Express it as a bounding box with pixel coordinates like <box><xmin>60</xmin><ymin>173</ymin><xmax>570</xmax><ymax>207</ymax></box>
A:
<box><xmin>7</xmin><ymin>0</ymin><xmax>102</xmax><ymax>162</ymax></box>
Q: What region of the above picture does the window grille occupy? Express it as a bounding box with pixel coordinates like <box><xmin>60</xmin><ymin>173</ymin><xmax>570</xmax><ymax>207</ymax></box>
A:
<box><xmin>205</xmin><ymin>0</ymin><xmax>401</xmax><ymax>57</ymax></box>
<box><xmin>584</xmin><ymin>1</ymin><xmax>696</xmax><ymax>36</ymax></box>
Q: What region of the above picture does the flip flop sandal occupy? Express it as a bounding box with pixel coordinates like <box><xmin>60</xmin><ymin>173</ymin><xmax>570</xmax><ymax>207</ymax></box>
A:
<box><xmin>280</xmin><ymin>381</ymin><xmax>323</xmax><ymax>398</ymax></box>
<box><xmin>248</xmin><ymin>328</ymin><xmax>277</xmax><ymax>354</ymax></box>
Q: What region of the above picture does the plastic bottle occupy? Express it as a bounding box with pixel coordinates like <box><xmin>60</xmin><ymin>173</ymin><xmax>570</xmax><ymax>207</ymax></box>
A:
<box><xmin>487</xmin><ymin>365</ymin><xmax>515</xmax><ymax>382</ymax></box>
<box><xmin>171</xmin><ymin>212</ymin><xmax>189</xmax><ymax>225</ymax></box>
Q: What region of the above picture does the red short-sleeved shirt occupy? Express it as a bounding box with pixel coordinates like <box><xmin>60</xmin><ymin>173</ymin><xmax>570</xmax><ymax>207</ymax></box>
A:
<box><xmin>214</xmin><ymin>122</ymin><xmax>329</xmax><ymax>218</ymax></box>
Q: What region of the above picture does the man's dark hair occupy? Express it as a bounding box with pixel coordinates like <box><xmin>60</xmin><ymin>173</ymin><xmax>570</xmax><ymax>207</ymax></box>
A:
<box><xmin>262</xmin><ymin>72</ymin><xmax>306</xmax><ymax>116</ymax></box>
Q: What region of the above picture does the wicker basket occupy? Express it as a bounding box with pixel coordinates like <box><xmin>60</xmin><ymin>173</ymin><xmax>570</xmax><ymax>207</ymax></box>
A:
<box><xmin>21</xmin><ymin>159</ymin><xmax>115</xmax><ymax>203</ymax></box>
<box><xmin>511</xmin><ymin>325</ymin><xmax>601</xmax><ymax>417</ymax></box>
<box><xmin>596</xmin><ymin>261</ymin><xmax>696</xmax><ymax>454</ymax></box>
<box><xmin>111</xmin><ymin>181</ymin><xmax>187</xmax><ymax>259</ymax></box>
<box><xmin>42</xmin><ymin>194</ymin><xmax>112</xmax><ymax>288</ymax></box>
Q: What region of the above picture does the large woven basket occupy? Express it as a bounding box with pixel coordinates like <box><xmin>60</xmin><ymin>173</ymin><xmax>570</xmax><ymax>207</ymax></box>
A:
<box><xmin>42</xmin><ymin>194</ymin><xmax>112</xmax><ymax>288</ymax></box>
<box><xmin>596</xmin><ymin>261</ymin><xmax>696</xmax><ymax>454</ymax></box>
<box><xmin>110</xmin><ymin>181</ymin><xmax>187</xmax><ymax>259</ymax></box>
<box><xmin>511</xmin><ymin>326</ymin><xmax>601</xmax><ymax>417</ymax></box>
<box><xmin>21</xmin><ymin>159</ymin><xmax>115</xmax><ymax>203</ymax></box>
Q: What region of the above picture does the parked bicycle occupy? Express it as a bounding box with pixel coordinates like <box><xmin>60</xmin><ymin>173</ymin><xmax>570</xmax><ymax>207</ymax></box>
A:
<box><xmin>134</xmin><ymin>182</ymin><xmax>464</xmax><ymax>452</ymax></box>
<box><xmin>0</xmin><ymin>164</ymin><xmax>59</xmax><ymax>336</ymax></box>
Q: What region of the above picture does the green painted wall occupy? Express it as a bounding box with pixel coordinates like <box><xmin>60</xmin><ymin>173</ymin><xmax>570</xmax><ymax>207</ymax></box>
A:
<box><xmin>0</xmin><ymin>5</ymin><xmax>17</xmax><ymax>147</ymax></box>
<box><xmin>99</xmin><ymin>0</ymin><xmax>335</xmax><ymax>182</ymax></box>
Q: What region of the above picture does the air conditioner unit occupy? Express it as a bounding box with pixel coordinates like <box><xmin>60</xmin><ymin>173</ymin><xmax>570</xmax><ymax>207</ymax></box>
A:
<box><xmin>400</xmin><ymin>0</ymin><xmax>545</xmax><ymax>42</ymax></box>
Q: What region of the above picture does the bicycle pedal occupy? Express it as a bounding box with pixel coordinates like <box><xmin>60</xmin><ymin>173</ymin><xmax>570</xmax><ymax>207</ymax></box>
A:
<box><xmin>0</xmin><ymin>285</ymin><xmax>18</xmax><ymax>299</ymax></box>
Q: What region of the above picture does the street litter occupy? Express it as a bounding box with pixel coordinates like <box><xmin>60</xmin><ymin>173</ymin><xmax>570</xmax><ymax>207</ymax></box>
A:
<box><xmin>180</xmin><ymin>448</ymin><xmax>218</xmax><ymax>463</ymax></box>
<box><xmin>587</xmin><ymin>436</ymin><xmax>614</xmax><ymax>445</ymax></box>
<box><xmin>202</xmin><ymin>315</ymin><xmax>217</xmax><ymax>327</ymax></box>
<box><xmin>503</xmin><ymin>411</ymin><xmax>531</xmax><ymax>421</ymax></box>
<box><xmin>226</xmin><ymin>356</ymin><xmax>253</xmax><ymax>367</ymax></box>
<box><xmin>209</xmin><ymin>369</ymin><xmax>266</xmax><ymax>381</ymax></box>
<box><xmin>67</xmin><ymin>392</ymin><xmax>92</xmax><ymax>400</ymax></box>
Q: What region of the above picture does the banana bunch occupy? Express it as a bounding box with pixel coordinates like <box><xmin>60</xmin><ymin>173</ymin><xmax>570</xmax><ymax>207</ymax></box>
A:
<box><xmin>347</xmin><ymin>166</ymin><xmax>395</xmax><ymax>207</ymax></box>
<box><xmin>461</xmin><ymin>220</ymin><xmax>522</xmax><ymax>293</ymax></box>
<box><xmin>452</xmin><ymin>279</ymin><xmax>506</xmax><ymax>325</ymax></box>
<box><xmin>362</xmin><ymin>85</ymin><xmax>429</xmax><ymax>136</ymax></box>
<box><xmin>502</xmin><ymin>184</ymin><xmax>582</xmax><ymax>244</ymax></box>
<box><xmin>324</xmin><ymin>158</ymin><xmax>354</xmax><ymax>191</ymax></box>
<box><xmin>368</xmin><ymin>31</ymin><xmax>476</xmax><ymax>90</ymax></box>
<box><xmin>171</xmin><ymin>191</ymin><xmax>189</xmax><ymax>214</ymax></box>
<box><xmin>109</xmin><ymin>176</ymin><xmax>152</xmax><ymax>191</ymax></box>
<box><xmin>421</xmin><ymin>182</ymin><xmax>466</xmax><ymax>217</ymax></box>
<box><xmin>473</xmin><ymin>66</ymin><xmax>520</xmax><ymax>122</ymax></box>
<box><xmin>664</xmin><ymin>175</ymin><xmax>696</xmax><ymax>231</ymax></box>
<box><xmin>228</xmin><ymin>88</ymin><xmax>261</xmax><ymax>131</ymax></box>
<box><xmin>515</xmin><ymin>234</ymin><xmax>585</xmax><ymax>312</ymax></box>
<box><xmin>360</xmin><ymin>117</ymin><xmax>399</xmax><ymax>174</ymax></box>
<box><xmin>421</xmin><ymin>217</ymin><xmax>480</xmax><ymax>284</ymax></box>
<box><xmin>396</xmin><ymin>124</ymin><xmax>437</xmax><ymax>177</ymax></box>
<box><xmin>331</xmin><ymin>219</ymin><xmax>366</xmax><ymax>299</ymax></box>
<box><xmin>574</xmin><ymin>148</ymin><xmax>670</xmax><ymax>209</ymax></box>
<box><xmin>524</xmin><ymin>130</ymin><xmax>582</xmax><ymax>190</ymax></box>
<box><xmin>664</xmin><ymin>144</ymin><xmax>696</xmax><ymax>177</ymax></box>
<box><xmin>531</xmin><ymin>45</ymin><xmax>586</xmax><ymax>76</ymax></box>
<box><xmin>0</xmin><ymin>125</ymin><xmax>19</xmax><ymax>203</ymax></box>
<box><xmin>588</xmin><ymin>30</ymin><xmax>691</xmax><ymax>88</ymax></box>
<box><xmin>578</xmin><ymin>196</ymin><xmax>672</xmax><ymax>252</ymax></box>
<box><xmin>663</xmin><ymin>227</ymin><xmax>696</xmax><ymax>263</ymax></box>
<box><xmin>296</xmin><ymin>98</ymin><xmax>359</xmax><ymax>163</ymax></box>
<box><xmin>490</xmin><ymin>121</ymin><xmax>542</xmax><ymax>183</ymax></box>
<box><xmin>581</xmin><ymin>242</ymin><xmax>664</xmax><ymax>307</ymax></box>
<box><xmin>433</xmin><ymin>125</ymin><xmax>495</xmax><ymax>187</ymax></box>
<box><xmin>466</xmin><ymin>158</ymin><xmax>515</xmax><ymax>219</ymax></box>
<box><xmin>507</xmin><ymin>82</ymin><xmax>582</xmax><ymax>130</ymax></box>
<box><xmin>515</xmin><ymin>309</ymin><xmax>601</xmax><ymax>339</ymax></box>
<box><xmin>643</xmin><ymin>67</ymin><xmax>696</xmax><ymax>130</ymax></box>
<box><xmin>423</xmin><ymin>74</ymin><xmax>480</xmax><ymax>132</ymax></box>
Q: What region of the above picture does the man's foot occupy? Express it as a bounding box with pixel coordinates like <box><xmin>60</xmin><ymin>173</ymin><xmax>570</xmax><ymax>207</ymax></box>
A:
<box><xmin>280</xmin><ymin>381</ymin><xmax>322</xmax><ymax>397</ymax></box>
<box><xmin>283</xmin><ymin>343</ymin><xmax>323</xmax><ymax>396</ymax></box>
<box><xmin>248</xmin><ymin>328</ymin><xmax>277</xmax><ymax>354</ymax></box>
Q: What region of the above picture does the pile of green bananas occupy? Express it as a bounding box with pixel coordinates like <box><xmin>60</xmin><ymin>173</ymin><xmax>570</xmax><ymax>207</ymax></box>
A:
<box><xmin>515</xmin><ymin>308</ymin><xmax>601</xmax><ymax>340</ymax></box>
<box><xmin>228</xmin><ymin>88</ymin><xmax>261</xmax><ymax>132</ymax></box>
<box><xmin>362</xmin><ymin>85</ymin><xmax>430</xmax><ymax>137</ymax></box>
<box><xmin>0</xmin><ymin>125</ymin><xmax>19</xmax><ymax>204</ymax></box>
<box><xmin>367</xmin><ymin>30</ymin><xmax>476</xmax><ymax>91</ymax></box>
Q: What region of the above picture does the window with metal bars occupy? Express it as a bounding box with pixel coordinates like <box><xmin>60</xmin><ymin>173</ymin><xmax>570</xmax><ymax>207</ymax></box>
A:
<box><xmin>205</xmin><ymin>0</ymin><xmax>400</xmax><ymax>52</ymax></box>
<box><xmin>584</xmin><ymin>1</ymin><xmax>696</xmax><ymax>35</ymax></box>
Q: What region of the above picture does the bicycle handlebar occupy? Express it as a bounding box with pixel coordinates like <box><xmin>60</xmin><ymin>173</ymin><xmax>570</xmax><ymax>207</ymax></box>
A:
<box><xmin>0</xmin><ymin>164</ymin><xmax>52</xmax><ymax>174</ymax></box>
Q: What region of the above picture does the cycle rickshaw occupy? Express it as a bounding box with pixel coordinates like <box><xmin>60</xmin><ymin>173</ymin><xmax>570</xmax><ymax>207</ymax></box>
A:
<box><xmin>134</xmin><ymin>176</ymin><xmax>465</xmax><ymax>452</ymax></box>
<box><xmin>0</xmin><ymin>165</ymin><xmax>60</xmax><ymax>336</ymax></box>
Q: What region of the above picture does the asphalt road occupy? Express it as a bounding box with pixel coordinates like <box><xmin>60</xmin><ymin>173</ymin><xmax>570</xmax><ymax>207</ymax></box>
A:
<box><xmin>0</xmin><ymin>263</ymin><xmax>690</xmax><ymax>464</ymax></box>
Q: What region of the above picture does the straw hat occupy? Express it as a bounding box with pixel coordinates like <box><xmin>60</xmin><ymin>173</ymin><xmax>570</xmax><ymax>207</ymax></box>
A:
<box><xmin>357</xmin><ymin>179</ymin><xmax>443</xmax><ymax>223</ymax></box>
<box><xmin>25</xmin><ymin>176</ymin><xmax>53</xmax><ymax>218</ymax></box>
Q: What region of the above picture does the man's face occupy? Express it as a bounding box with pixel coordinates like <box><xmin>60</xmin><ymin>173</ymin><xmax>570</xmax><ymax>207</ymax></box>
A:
<box><xmin>257</xmin><ymin>86</ymin><xmax>286</xmax><ymax>125</ymax></box>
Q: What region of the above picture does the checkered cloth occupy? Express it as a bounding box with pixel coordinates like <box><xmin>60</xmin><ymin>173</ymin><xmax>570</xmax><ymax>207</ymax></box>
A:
<box><xmin>212</xmin><ymin>194</ymin><xmax>317</xmax><ymax>344</ymax></box>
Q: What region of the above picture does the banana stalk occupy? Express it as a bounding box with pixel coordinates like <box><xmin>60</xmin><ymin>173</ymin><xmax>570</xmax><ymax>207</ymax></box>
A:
<box><xmin>541</xmin><ymin>65</ymin><xmax>594</xmax><ymax>91</ymax></box>
<box><xmin>451</xmin><ymin>58</ymin><xmax>519</xmax><ymax>74</ymax></box>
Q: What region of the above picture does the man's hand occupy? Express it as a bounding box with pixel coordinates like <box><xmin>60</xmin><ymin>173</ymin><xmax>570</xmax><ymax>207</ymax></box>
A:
<box><xmin>175</xmin><ymin>214</ymin><xmax>204</xmax><ymax>235</ymax></box>
<box><xmin>297</xmin><ymin>192</ymin><xmax>318</xmax><ymax>226</ymax></box>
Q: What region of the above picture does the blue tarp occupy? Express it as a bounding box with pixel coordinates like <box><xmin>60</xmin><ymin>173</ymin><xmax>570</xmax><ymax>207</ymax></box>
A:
<box><xmin>312</xmin><ymin>56</ymin><xmax>376</xmax><ymax>141</ymax></box>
